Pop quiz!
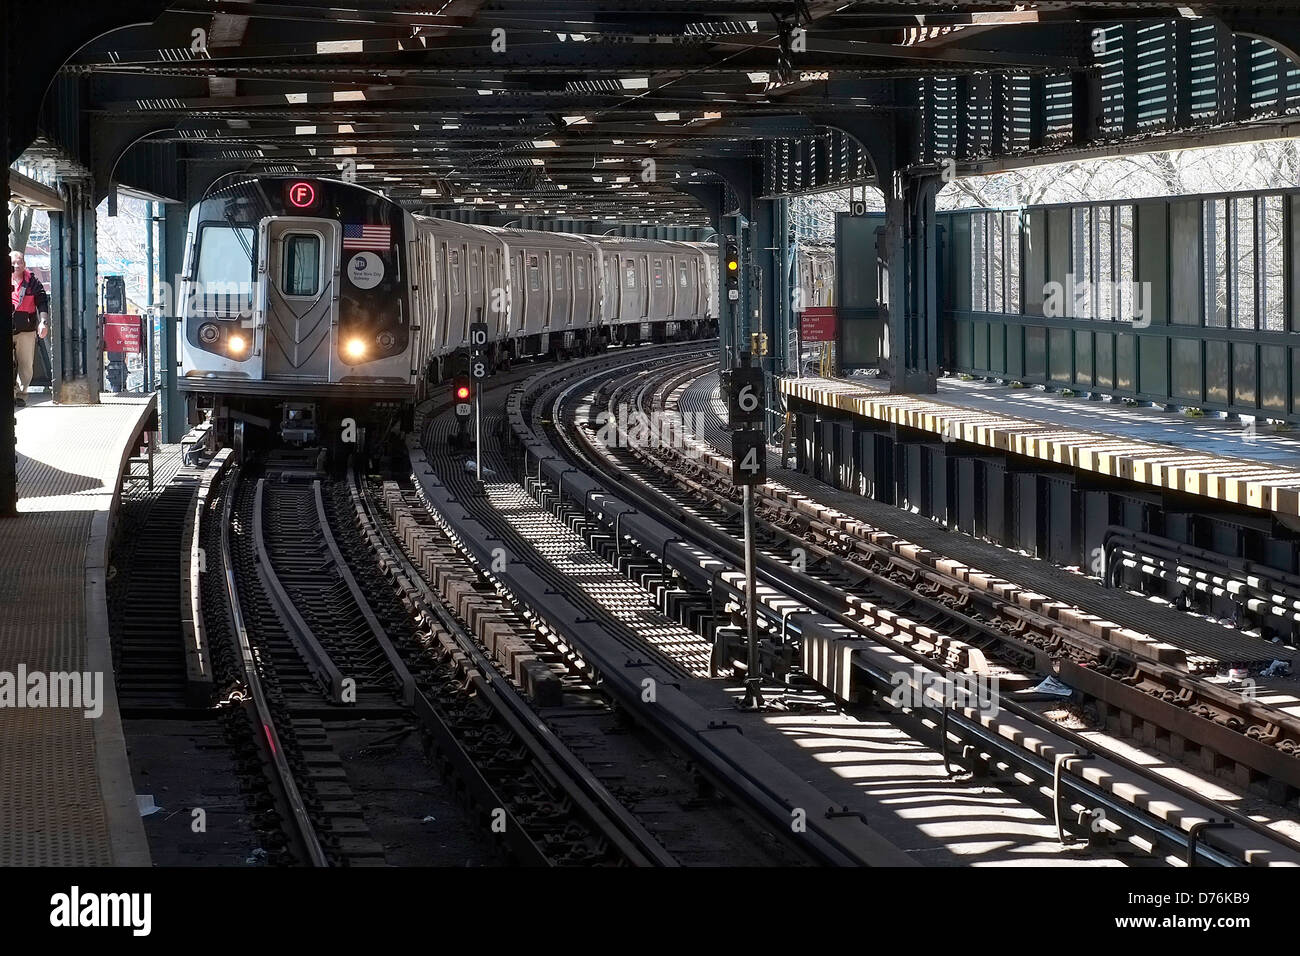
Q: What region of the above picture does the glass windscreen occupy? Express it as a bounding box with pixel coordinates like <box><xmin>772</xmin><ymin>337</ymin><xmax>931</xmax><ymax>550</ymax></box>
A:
<box><xmin>194</xmin><ymin>224</ymin><xmax>255</xmax><ymax>315</ymax></box>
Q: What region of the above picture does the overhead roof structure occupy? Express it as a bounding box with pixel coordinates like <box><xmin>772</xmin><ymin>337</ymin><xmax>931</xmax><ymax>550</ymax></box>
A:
<box><xmin>9</xmin><ymin>170</ymin><xmax>64</xmax><ymax>212</ymax></box>
<box><xmin>14</xmin><ymin>1</ymin><xmax>1300</xmax><ymax>225</ymax></box>
<box><xmin>7</xmin><ymin>1</ymin><xmax>1300</xmax><ymax>515</ymax></box>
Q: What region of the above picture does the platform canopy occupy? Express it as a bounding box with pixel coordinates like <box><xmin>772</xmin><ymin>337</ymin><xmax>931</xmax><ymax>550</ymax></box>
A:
<box><xmin>16</xmin><ymin>1</ymin><xmax>1300</xmax><ymax>224</ymax></box>
<box><xmin>8</xmin><ymin>169</ymin><xmax>63</xmax><ymax>212</ymax></box>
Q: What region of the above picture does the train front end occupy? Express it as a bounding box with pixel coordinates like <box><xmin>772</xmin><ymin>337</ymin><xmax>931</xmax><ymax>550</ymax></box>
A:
<box><xmin>179</xmin><ymin>176</ymin><xmax>415</xmax><ymax>452</ymax></box>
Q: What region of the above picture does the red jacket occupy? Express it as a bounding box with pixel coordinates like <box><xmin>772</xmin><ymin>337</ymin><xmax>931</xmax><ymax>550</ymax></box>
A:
<box><xmin>11</xmin><ymin>270</ymin><xmax>48</xmax><ymax>334</ymax></box>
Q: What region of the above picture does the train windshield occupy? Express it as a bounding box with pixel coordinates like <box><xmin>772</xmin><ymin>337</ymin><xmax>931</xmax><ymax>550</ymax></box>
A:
<box><xmin>195</xmin><ymin>223</ymin><xmax>255</xmax><ymax>315</ymax></box>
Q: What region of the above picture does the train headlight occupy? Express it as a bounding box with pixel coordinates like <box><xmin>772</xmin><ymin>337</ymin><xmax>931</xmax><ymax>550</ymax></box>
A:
<box><xmin>376</xmin><ymin>330</ymin><xmax>396</xmax><ymax>351</ymax></box>
<box><xmin>228</xmin><ymin>333</ymin><xmax>248</xmax><ymax>355</ymax></box>
<box><xmin>198</xmin><ymin>322</ymin><xmax>220</xmax><ymax>345</ymax></box>
<box><xmin>345</xmin><ymin>337</ymin><xmax>368</xmax><ymax>360</ymax></box>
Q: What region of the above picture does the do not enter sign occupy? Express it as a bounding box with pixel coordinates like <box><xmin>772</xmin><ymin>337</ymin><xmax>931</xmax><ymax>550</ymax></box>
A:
<box><xmin>104</xmin><ymin>314</ymin><xmax>142</xmax><ymax>354</ymax></box>
<box><xmin>800</xmin><ymin>307</ymin><xmax>837</xmax><ymax>343</ymax></box>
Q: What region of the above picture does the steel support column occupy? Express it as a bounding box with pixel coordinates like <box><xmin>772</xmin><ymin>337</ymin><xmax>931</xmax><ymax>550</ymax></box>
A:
<box><xmin>677</xmin><ymin>179</ymin><xmax>730</xmax><ymax>365</ymax></box>
<box><xmin>54</xmin><ymin>179</ymin><xmax>100</xmax><ymax>405</ymax></box>
<box><xmin>777</xmin><ymin>196</ymin><xmax>796</xmax><ymax>376</ymax></box>
<box><xmin>47</xmin><ymin>206</ymin><xmax>67</xmax><ymax>394</ymax></box>
<box><xmin>684</xmin><ymin>162</ymin><xmax>754</xmax><ymax>369</ymax></box>
<box><xmin>904</xmin><ymin>175</ymin><xmax>942</xmax><ymax>393</ymax></box>
<box><xmin>159</xmin><ymin>200</ymin><xmax>187</xmax><ymax>440</ymax></box>
<box><xmin>752</xmin><ymin>193</ymin><xmax>781</xmax><ymax>431</ymax></box>
<box><xmin>826</xmin><ymin>98</ymin><xmax>939</xmax><ymax>394</ymax></box>
<box><xmin>879</xmin><ymin>175</ymin><xmax>942</xmax><ymax>393</ymax></box>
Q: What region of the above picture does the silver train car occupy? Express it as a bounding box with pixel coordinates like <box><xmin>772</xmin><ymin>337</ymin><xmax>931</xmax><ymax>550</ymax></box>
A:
<box><xmin>795</xmin><ymin>242</ymin><xmax>835</xmax><ymax>310</ymax></box>
<box><xmin>177</xmin><ymin>176</ymin><xmax>717</xmax><ymax>446</ymax></box>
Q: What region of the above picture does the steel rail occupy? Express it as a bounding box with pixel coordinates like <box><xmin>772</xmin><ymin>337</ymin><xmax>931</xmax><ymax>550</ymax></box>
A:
<box><xmin>253</xmin><ymin>478</ymin><xmax>348</xmax><ymax>702</ymax></box>
<box><xmin>217</xmin><ymin>466</ymin><xmax>330</xmax><ymax>867</ymax></box>
<box><xmin>348</xmin><ymin>462</ymin><xmax>677</xmax><ymax>867</ymax></box>
<box><xmin>633</xmin><ymin>362</ymin><xmax>1300</xmax><ymax>864</ymax></box>
<box><xmin>414</xmin><ymin>346</ymin><xmax>914</xmax><ymax>866</ymax></box>
<box><xmin>534</xmin><ymin>352</ymin><xmax>1300</xmax><ymax>866</ymax></box>
<box><xmin>667</xmin><ymin>364</ymin><xmax>1300</xmax><ymax>791</ymax></box>
<box><xmin>311</xmin><ymin>478</ymin><xmax>418</xmax><ymax>706</ymax></box>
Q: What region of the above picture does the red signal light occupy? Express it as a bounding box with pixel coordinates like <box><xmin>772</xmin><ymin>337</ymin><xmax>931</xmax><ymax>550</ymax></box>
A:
<box><xmin>456</xmin><ymin>385</ymin><xmax>471</xmax><ymax>401</ymax></box>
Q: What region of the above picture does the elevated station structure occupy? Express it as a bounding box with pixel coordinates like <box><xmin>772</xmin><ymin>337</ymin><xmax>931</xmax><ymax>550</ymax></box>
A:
<box><xmin>10</xmin><ymin>1</ymin><xmax>1300</xmax><ymax>868</ymax></box>
<box><xmin>10</xmin><ymin>2</ymin><xmax>1300</xmax><ymax>516</ymax></box>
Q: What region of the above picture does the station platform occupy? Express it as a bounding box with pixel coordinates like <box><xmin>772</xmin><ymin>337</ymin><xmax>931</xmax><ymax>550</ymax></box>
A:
<box><xmin>0</xmin><ymin>393</ymin><xmax>156</xmax><ymax>866</ymax></box>
<box><xmin>781</xmin><ymin>375</ymin><xmax>1300</xmax><ymax>518</ymax></box>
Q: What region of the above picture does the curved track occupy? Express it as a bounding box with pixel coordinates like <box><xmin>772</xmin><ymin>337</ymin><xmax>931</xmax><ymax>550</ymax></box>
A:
<box><xmin>506</xmin><ymin>346</ymin><xmax>1300</xmax><ymax>866</ymax></box>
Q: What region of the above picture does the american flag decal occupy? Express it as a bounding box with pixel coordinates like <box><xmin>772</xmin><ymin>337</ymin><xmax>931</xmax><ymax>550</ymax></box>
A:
<box><xmin>342</xmin><ymin>223</ymin><xmax>392</xmax><ymax>251</ymax></box>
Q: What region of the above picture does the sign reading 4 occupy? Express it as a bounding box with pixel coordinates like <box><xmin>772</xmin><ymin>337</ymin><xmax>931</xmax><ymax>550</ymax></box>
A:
<box><xmin>731</xmin><ymin>430</ymin><xmax>768</xmax><ymax>485</ymax></box>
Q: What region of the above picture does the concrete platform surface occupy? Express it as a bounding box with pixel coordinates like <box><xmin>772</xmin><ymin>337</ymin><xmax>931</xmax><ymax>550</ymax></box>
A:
<box><xmin>0</xmin><ymin>394</ymin><xmax>155</xmax><ymax>866</ymax></box>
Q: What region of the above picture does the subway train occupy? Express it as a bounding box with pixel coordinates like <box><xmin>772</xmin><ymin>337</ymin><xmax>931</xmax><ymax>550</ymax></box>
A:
<box><xmin>795</xmin><ymin>242</ymin><xmax>835</xmax><ymax>310</ymax></box>
<box><xmin>177</xmin><ymin>176</ymin><xmax>718</xmax><ymax>449</ymax></box>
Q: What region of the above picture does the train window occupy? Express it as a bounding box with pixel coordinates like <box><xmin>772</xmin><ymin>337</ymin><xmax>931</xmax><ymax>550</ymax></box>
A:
<box><xmin>195</xmin><ymin>224</ymin><xmax>255</xmax><ymax>313</ymax></box>
<box><xmin>575</xmin><ymin>257</ymin><xmax>586</xmax><ymax>290</ymax></box>
<box><xmin>282</xmin><ymin>233</ymin><xmax>320</xmax><ymax>297</ymax></box>
<box><xmin>624</xmin><ymin>262</ymin><xmax>637</xmax><ymax>289</ymax></box>
<box><xmin>470</xmin><ymin>249</ymin><xmax>482</xmax><ymax>295</ymax></box>
<box><xmin>679</xmin><ymin>262</ymin><xmax>689</xmax><ymax>287</ymax></box>
<box><xmin>553</xmin><ymin>254</ymin><xmax>566</xmax><ymax>291</ymax></box>
<box><xmin>449</xmin><ymin>248</ymin><xmax>461</xmax><ymax>295</ymax></box>
<box><xmin>653</xmin><ymin>258</ymin><xmax>665</xmax><ymax>288</ymax></box>
<box><xmin>528</xmin><ymin>255</ymin><xmax>542</xmax><ymax>292</ymax></box>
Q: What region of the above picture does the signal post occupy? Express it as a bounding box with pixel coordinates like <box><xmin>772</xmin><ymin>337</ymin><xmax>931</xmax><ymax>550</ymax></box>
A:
<box><xmin>727</xmin><ymin>352</ymin><xmax>766</xmax><ymax>710</ymax></box>
<box><xmin>469</xmin><ymin>315</ymin><xmax>490</xmax><ymax>485</ymax></box>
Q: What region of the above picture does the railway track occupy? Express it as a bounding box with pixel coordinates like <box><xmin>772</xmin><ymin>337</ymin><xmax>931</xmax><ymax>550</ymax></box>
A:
<box><xmin>419</xmin><ymin>343</ymin><xmax>1258</xmax><ymax>865</ymax></box>
<box><xmin>500</xmin><ymin>345</ymin><xmax>1300</xmax><ymax>866</ymax></box>
<box><xmin>411</xmin><ymin>346</ymin><xmax>924</xmax><ymax>865</ymax></box>
<box><xmin>108</xmin><ymin>445</ymin><xmax>305</xmax><ymax>864</ymax></box>
<box><xmin>357</xmin><ymin>465</ymin><xmax>806</xmax><ymax>865</ymax></box>
<box><xmin>651</xmin><ymin>361</ymin><xmax>1300</xmax><ymax>806</ymax></box>
<box><xmin>199</xmin><ymin>446</ymin><xmax>687</xmax><ymax>865</ymax></box>
<box><xmin>112</xmin><ymin>343</ymin><xmax>1300</xmax><ymax>866</ymax></box>
<box><xmin>174</xmin><ymin>350</ymin><xmax>778</xmax><ymax>865</ymax></box>
<box><xmin>403</xmin><ymin>360</ymin><xmax>896</xmax><ymax>864</ymax></box>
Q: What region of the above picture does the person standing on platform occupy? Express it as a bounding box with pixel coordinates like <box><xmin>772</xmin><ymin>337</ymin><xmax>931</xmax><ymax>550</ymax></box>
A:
<box><xmin>10</xmin><ymin>250</ymin><xmax>50</xmax><ymax>408</ymax></box>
